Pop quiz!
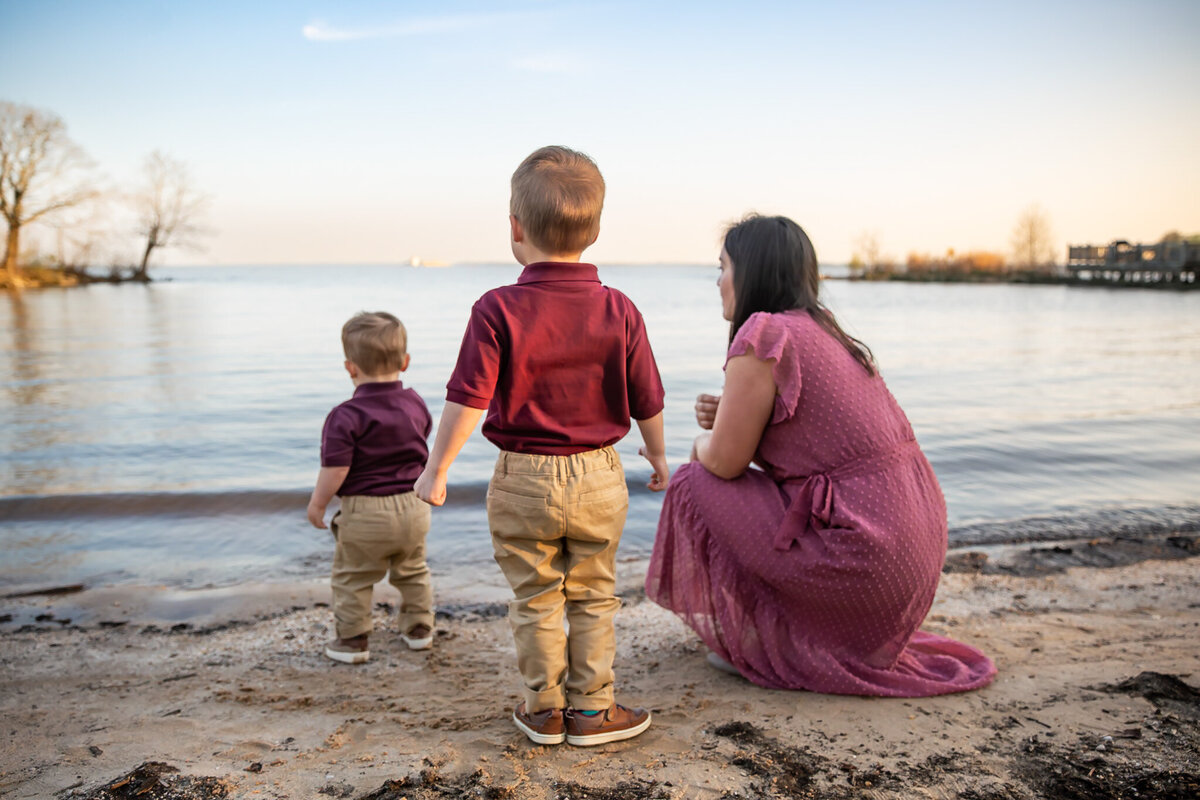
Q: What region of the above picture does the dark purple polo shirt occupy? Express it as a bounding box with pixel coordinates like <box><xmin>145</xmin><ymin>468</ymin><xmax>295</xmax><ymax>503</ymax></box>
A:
<box><xmin>321</xmin><ymin>381</ymin><xmax>432</xmax><ymax>496</ymax></box>
<box><xmin>446</xmin><ymin>262</ymin><xmax>665</xmax><ymax>455</ymax></box>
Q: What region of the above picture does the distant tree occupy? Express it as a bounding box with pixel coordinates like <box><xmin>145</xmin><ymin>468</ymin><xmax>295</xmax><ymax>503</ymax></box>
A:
<box><xmin>1010</xmin><ymin>204</ymin><xmax>1056</xmax><ymax>272</ymax></box>
<box><xmin>854</xmin><ymin>231</ymin><xmax>881</xmax><ymax>272</ymax></box>
<box><xmin>132</xmin><ymin>150</ymin><xmax>209</xmax><ymax>281</ymax></box>
<box><xmin>0</xmin><ymin>102</ymin><xmax>98</xmax><ymax>286</ymax></box>
<box><xmin>852</xmin><ymin>231</ymin><xmax>897</xmax><ymax>277</ymax></box>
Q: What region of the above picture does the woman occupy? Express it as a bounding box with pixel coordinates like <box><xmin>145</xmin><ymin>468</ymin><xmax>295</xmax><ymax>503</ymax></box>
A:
<box><xmin>646</xmin><ymin>215</ymin><xmax>995</xmax><ymax>696</ymax></box>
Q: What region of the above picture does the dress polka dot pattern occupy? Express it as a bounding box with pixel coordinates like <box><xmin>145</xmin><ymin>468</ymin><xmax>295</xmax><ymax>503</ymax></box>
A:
<box><xmin>646</xmin><ymin>310</ymin><xmax>996</xmax><ymax>696</ymax></box>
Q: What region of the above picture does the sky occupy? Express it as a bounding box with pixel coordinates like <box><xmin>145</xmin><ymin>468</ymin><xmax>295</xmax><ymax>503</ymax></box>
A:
<box><xmin>1</xmin><ymin>0</ymin><xmax>1198</xmax><ymax>266</ymax></box>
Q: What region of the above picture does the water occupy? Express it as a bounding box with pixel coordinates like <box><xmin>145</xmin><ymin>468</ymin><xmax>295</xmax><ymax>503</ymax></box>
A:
<box><xmin>3</xmin><ymin>265</ymin><xmax>1199</xmax><ymax>590</ymax></box>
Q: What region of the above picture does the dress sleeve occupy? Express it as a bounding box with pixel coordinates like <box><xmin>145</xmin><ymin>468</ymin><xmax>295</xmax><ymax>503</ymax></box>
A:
<box><xmin>726</xmin><ymin>311</ymin><xmax>801</xmax><ymax>424</ymax></box>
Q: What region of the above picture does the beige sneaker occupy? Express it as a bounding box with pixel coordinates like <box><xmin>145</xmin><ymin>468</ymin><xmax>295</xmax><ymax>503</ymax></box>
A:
<box><xmin>401</xmin><ymin>623</ymin><xmax>433</xmax><ymax>651</ymax></box>
<box><xmin>512</xmin><ymin>702</ymin><xmax>566</xmax><ymax>745</ymax></box>
<box><xmin>324</xmin><ymin>634</ymin><xmax>369</xmax><ymax>664</ymax></box>
<box><xmin>565</xmin><ymin>703</ymin><xmax>651</xmax><ymax>746</ymax></box>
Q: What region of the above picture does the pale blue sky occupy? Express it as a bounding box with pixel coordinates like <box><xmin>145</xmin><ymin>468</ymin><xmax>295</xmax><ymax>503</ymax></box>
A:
<box><xmin>1</xmin><ymin>0</ymin><xmax>1197</xmax><ymax>265</ymax></box>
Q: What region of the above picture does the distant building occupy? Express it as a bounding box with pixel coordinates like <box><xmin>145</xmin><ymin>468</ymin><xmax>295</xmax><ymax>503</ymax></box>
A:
<box><xmin>1066</xmin><ymin>238</ymin><xmax>1199</xmax><ymax>286</ymax></box>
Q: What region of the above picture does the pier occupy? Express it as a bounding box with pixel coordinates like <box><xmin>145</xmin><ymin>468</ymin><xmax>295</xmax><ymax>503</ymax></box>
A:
<box><xmin>1067</xmin><ymin>238</ymin><xmax>1200</xmax><ymax>287</ymax></box>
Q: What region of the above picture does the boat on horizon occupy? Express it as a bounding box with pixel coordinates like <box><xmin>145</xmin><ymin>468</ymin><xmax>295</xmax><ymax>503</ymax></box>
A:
<box><xmin>407</xmin><ymin>256</ymin><xmax>450</xmax><ymax>268</ymax></box>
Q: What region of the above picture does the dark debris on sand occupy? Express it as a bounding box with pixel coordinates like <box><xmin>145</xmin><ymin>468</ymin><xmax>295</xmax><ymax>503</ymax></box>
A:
<box><xmin>708</xmin><ymin>696</ymin><xmax>1200</xmax><ymax>800</ymax></box>
<box><xmin>356</xmin><ymin>768</ymin><xmax>669</xmax><ymax>800</ymax></box>
<box><xmin>1097</xmin><ymin>671</ymin><xmax>1200</xmax><ymax>719</ymax></box>
<box><xmin>944</xmin><ymin>534</ymin><xmax>1200</xmax><ymax>576</ymax></box>
<box><xmin>74</xmin><ymin>761</ymin><xmax>230</xmax><ymax>800</ymax></box>
<box><xmin>711</xmin><ymin>721</ymin><xmax>825</xmax><ymax>799</ymax></box>
<box><xmin>358</xmin><ymin>768</ymin><xmax>512</xmax><ymax>800</ymax></box>
<box><xmin>1014</xmin><ymin>749</ymin><xmax>1200</xmax><ymax>800</ymax></box>
<box><xmin>551</xmin><ymin>779</ymin><xmax>669</xmax><ymax>800</ymax></box>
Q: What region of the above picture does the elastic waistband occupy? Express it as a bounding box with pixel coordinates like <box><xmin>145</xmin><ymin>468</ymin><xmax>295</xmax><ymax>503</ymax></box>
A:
<box><xmin>340</xmin><ymin>492</ymin><xmax>420</xmax><ymax>512</ymax></box>
<box><xmin>495</xmin><ymin>446</ymin><xmax>621</xmax><ymax>478</ymax></box>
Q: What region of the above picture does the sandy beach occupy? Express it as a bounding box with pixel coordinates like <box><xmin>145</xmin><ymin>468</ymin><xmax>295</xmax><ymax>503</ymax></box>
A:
<box><xmin>2</xmin><ymin>537</ymin><xmax>1198</xmax><ymax>800</ymax></box>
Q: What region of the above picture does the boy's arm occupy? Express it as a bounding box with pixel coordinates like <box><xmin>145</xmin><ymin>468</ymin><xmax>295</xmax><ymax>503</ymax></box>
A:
<box><xmin>307</xmin><ymin>466</ymin><xmax>350</xmax><ymax>529</ymax></box>
<box><xmin>635</xmin><ymin>411</ymin><xmax>670</xmax><ymax>492</ymax></box>
<box><xmin>414</xmin><ymin>401</ymin><xmax>485</xmax><ymax>506</ymax></box>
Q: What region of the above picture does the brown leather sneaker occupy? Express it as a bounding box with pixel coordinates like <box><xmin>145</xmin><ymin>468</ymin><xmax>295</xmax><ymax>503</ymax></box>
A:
<box><xmin>565</xmin><ymin>703</ymin><xmax>651</xmax><ymax>746</ymax></box>
<box><xmin>402</xmin><ymin>623</ymin><xmax>433</xmax><ymax>651</ymax></box>
<box><xmin>324</xmin><ymin>634</ymin><xmax>369</xmax><ymax>664</ymax></box>
<box><xmin>512</xmin><ymin>702</ymin><xmax>566</xmax><ymax>745</ymax></box>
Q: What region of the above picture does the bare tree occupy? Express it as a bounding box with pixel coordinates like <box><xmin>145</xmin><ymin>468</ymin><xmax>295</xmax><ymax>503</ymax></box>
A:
<box><xmin>0</xmin><ymin>102</ymin><xmax>98</xmax><ymax>286</ymax></box>
<box><xmin>851</xmin><ymin>230</ymin><xmax>898</xmax><ymax>278</ymax></box>
<box><xmin>854</xmin><ymin>231</ymin><xmax>881</xmax><ymax>270</ymax></box>
<box><xmin>1010</xmin><ymin>204</ymin><xmax>1056</xmax><ymax>272</ymax></box>
<box><xmin>132</xmin><ymin>150</ymin><xmax>209</xmax><ymax>281</ymax></box>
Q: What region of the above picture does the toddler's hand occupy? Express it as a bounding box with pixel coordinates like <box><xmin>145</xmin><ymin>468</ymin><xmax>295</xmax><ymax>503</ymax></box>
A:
<box><xmin>638</xmin><ymin>447</ymin><xmax>670</xmax><ymax>492</ymax></box>
<box><xmin>695</xmin><ymin>393</ymin><xmax>720</xmax><ymax>430</ymax></box>
<box><xmin>306</xmin><ymin>501</ymin><xmax>327</xmax><ymax>529</ymax></box>
<box><xmin>414</xmin><ymin>467</ymin><xmax>447</xmax><ymax>506</ymax></box>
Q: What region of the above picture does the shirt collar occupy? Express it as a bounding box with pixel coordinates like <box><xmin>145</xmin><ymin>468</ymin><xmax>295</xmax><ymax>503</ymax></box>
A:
<box><xmin>516</xmin><ymin>262</ymin><xmax>599</xmax><ymax>285</ymax></box>
<box><xmin>354</xmin><ymin>381</ymin><xmax>404</xmax><ymax>397</ymax></box>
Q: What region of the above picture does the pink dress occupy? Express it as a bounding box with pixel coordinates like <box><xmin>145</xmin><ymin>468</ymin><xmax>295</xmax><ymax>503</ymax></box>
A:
<box><xmin>646</xmin><ymin>311</ymin><xmax>995</xmax><ymax>696</ymax></box>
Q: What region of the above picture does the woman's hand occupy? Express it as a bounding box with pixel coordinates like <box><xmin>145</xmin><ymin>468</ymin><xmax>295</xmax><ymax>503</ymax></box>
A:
<box><xmin>695</xmin><ymin>393</ymin><xmax>720</xmax><ymax>430</ymax></box>
<box><xmin>695</xmin><ymin>355</ymin><xmax>775</xmax><ymax>480</ymax></box>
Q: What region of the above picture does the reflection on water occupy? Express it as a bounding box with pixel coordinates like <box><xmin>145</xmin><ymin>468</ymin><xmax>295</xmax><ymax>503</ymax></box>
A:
<box><xmin>1</xmin><ymin>266</ymin><xmax>1198</xmax><ymax>589</ymax></box>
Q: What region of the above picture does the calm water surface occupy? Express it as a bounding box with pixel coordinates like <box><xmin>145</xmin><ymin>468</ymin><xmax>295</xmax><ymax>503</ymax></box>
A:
<box><xmin>2</xmin><ymin>265</ymin><xmax>1198</xmax><ymax>589</ymax></box>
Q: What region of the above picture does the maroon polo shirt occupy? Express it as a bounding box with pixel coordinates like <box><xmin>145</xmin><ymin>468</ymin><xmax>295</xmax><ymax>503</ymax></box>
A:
<box><xmin>321</xmin><ymin>381</ymin><xmax>432</xmax><ymax>496</ymax></box>
<box><xmin>446</xmin><ymin>262</ymin><xmax>665</xmax><ymax>455</ymax></box>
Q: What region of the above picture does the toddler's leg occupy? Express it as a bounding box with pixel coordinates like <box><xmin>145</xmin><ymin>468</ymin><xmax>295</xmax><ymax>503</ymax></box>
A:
<box><xmin>562</xmin><ymin>450</ymin><xmax>628</xmax><ymax>711</ymax></box>
<box><xmin>331</xmin><ymin>497</ymin><xmax>391</xmax><ymax>639</ymax></box>
<box><xmin>386</xmin><ymin>492</ymin><xmax>434</xmax><ymax>633</ymax></box>
<box><xmin>488</xmin><ymin>454</ymin><xmax>568</xmax><ymax>713</ymax></box>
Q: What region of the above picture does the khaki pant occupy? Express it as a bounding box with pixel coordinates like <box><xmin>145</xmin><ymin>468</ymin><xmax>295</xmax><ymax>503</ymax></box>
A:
<box><xmin>330</xmin><ymin>492</ymin><xmax>433</xmax><ymax>639</ymax></box>
<box><xmin>487</xmin><ymin>447</ymin><xmax>629</xmax><ymax>713</ymax></box>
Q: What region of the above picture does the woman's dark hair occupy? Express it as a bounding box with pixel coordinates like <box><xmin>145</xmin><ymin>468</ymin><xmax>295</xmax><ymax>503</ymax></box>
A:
<box><xmin>724</xmin><ymin>214</ymin><xmax>875</xmax><ymax>375</ymax></box>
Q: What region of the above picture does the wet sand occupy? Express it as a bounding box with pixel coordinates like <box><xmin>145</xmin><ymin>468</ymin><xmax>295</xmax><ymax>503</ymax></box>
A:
<box><xmin>1</xmin><ymin>539</ymin><xmax>1198</xmax><ymax>799</ymax></box>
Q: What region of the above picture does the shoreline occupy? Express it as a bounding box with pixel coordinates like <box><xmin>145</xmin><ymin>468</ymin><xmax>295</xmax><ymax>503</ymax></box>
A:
<box><xmin>3</xmin><ymin>532</ymin><xmax>1196</xmax><ymax>628</ymax></box>
<box><xmin>2</xmin><ymin>538</ymin><xmax>1199</xmax><ymax>799</ymax></box>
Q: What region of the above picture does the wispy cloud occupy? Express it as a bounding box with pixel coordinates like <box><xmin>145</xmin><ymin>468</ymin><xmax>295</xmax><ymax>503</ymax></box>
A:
<box><xmin>303</xmin><ymin>12</ymin><xmax>523</xmax><ymax>42</ymax></box>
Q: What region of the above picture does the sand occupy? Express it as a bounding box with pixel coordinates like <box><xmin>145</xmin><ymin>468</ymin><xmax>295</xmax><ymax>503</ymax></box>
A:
<box><xmin>1</xmin><ymin>540</ymin><xmax>1198</xmax><ymax>800</ymax></box>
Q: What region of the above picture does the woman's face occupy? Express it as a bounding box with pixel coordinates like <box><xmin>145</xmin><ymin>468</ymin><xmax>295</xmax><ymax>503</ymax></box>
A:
<box><xmin>718</xmin><ymin>247</ymin><xmax>736</xmax><ymax>321</ymax></box>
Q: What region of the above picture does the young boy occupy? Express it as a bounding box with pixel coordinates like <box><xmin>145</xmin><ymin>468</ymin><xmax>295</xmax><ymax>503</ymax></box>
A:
<box><xmin>308</xmin><ymin>311</ymin><xmax>434</xmax><ymax>664</ymax></box>
<box><xmin>414</xmin><ymin>146</ymin><xmax>669</xmax><ymax>746</ymax></box>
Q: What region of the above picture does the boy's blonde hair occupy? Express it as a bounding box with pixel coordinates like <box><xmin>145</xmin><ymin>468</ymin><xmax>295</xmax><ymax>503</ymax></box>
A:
<box><xmin>342</xmin><ymin>311</ymin><xmax>406</xmax><ymax>375</ymax></box>
<box><xmin>510</xmin><ymin>145</ymin><xmax>605</xmax><ymax>255</ymax></box>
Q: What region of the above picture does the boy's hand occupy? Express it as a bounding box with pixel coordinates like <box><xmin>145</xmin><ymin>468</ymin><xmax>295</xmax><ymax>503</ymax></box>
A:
<box><xmin>414</xmin><ymin>467</ymin><xmax>447</xmax><ymax>506</ymax></box>
<box><xmin>308</xmin><ymin>466</ymin><xmax>348</xmax><ymax>529</ymax></box>
<box><xmin>638</xmin><ymin>447</ymin><xmax>670</xmax><ymax>492</ymax></box>
<box><xmin>695</xmin><ymin>393</ymin><xmax>721</xmax><ymax>430</ymax></box>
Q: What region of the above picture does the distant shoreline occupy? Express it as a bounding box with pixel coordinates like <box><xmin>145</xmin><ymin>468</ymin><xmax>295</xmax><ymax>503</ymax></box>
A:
<box><xmin>835</xmin><ymin>272</ymin><xmax>1200</xmax><ymax>290</ymax></box>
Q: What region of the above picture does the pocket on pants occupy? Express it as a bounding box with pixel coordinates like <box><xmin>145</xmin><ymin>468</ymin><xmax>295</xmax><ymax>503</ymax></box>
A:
<box><xmin>577</xmin><ymin>480</ymin><xmax>628</xmax><ymax>514</ymax></box>
<box><xmin>487</xmin><ymin>480</ymin><xmax>559</xmax><ymax>543</ymax></box>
